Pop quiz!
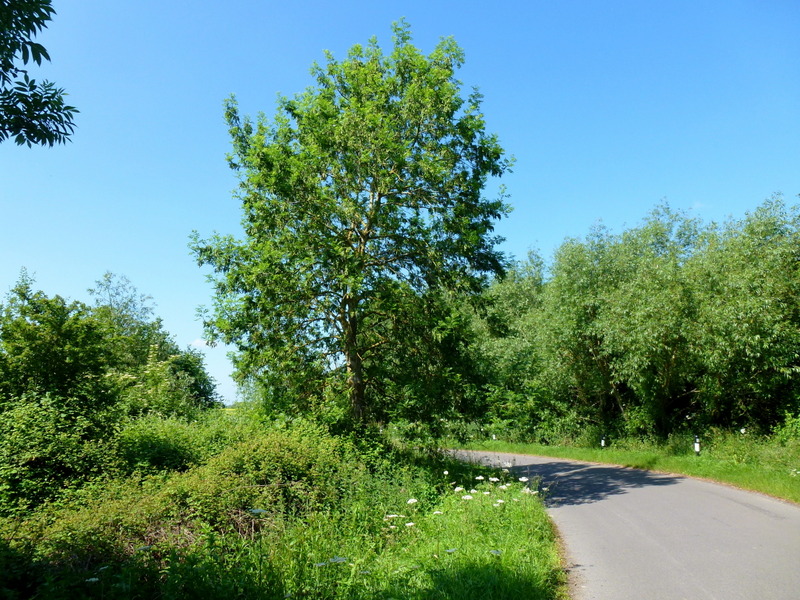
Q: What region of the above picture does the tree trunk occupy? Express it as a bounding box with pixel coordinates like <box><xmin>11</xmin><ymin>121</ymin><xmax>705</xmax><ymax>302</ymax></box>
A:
<box><xmin>343</xmin><ymin>303</ymin><xmax>366</xmax><ymax>423</ymax></box>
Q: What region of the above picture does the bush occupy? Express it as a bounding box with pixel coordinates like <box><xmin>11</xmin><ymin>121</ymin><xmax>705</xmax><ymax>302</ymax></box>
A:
<box><xmin>1</xmin><ymin>421</ymin><xmax>564</xmax><ymax>600</ymax></box>
<box><xmin>8</xmin><ymin>422</ymin><xmax>363</xmax><ymax>571</ymax></box>
<box><xmin>775</xmin><ymin>412</ymin><xmax>800</xmax><ymax>444</ymax></box>
<box><xmin>116</xmin><ymin>416</ymin><xmax>208</xmax><ymax>473</ymax></box>
<box><xmin>0</xmin><ymin>395</ymin><xmax>117</xmax><ymax>515</ymax></box>
<box><xmin>114</xmin><ymin>410</ymin><xmax>259</xmax><ymax>475</ymax></box>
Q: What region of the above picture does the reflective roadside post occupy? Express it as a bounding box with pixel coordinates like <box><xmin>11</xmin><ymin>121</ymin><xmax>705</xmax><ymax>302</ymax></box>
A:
<box><xmin>694</xmin><ymin>435</ymin><xmax>701</xmax><ymax>456</ymax></box>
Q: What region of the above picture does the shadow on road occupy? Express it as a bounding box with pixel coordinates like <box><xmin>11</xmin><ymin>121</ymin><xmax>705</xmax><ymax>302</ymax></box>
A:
<box><xmin>456</xmin><ymin>451</ymin><xmax>682</xmax><ymax>507</ymax></box>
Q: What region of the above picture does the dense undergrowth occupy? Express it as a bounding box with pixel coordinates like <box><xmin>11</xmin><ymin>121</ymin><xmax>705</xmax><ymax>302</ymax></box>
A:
<box><xmin>0</xmin><ymin>413</ymin><xmax>565</xmax><ymax>599</ymax></box>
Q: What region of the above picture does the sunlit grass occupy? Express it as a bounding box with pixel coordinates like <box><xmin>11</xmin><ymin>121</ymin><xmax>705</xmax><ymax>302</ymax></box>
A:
<box><xmin>456</xmin><ymin>433</ymin><xmax>800</xmax><ymax>504</ymax></box>
<box><xmin>226</xmin><ymin>470</ymin><xmax>564</xmax><ymax>599</ymax></box>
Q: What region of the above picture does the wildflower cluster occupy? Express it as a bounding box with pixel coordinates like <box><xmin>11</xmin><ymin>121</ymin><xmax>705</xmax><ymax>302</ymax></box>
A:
<box><xmin>447</xmin><ymin>471</ymin><xmax>542</xmax><ymax>506</ymax></box>
<box><xmin>299</xmin><ymin>465</ymin><xmax>552</xmax><ymax>595</ymax></box>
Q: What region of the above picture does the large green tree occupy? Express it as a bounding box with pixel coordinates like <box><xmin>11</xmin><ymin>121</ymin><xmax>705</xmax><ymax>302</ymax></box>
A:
<box><xmin>0</xmin><ymin>0</ymin><xmax>77</xmax><ymax>146</ymax></box>
<box><xmin>192</xmin><ymin>21</ymin><xmax>511</xmax><ymax>424</ymax></box>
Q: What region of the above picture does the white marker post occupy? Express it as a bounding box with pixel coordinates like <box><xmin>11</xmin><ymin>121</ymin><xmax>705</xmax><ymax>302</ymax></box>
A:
<box><xmin>694</xmin><ymin>435</ymin><xmax>701</xmax><ymax>456</ymax></box>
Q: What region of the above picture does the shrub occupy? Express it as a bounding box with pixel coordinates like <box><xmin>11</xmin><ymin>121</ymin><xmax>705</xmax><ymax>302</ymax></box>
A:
<box><xmin>10</xmin><ymin>422</ymin><xmax>363</xmax><ymax>570</ymax></box>
<box><xmin>0</xmin><ymin>395</ymin><xmax>117</xmax><ymax>515</ymax></box>
<box><xmin>775</xmin><ymin>412</ymin><xmax>800</xmax><ymax>444</ymax></box>
<box><xmin>116</xmin><ymin>416</ymin><xmax>208</xmax><ymax>473</ymax></box>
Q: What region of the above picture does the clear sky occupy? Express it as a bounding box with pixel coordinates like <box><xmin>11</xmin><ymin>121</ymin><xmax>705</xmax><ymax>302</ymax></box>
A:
<box><xmin>2</xmin><ymin>0</ymin><xmax>798</xmax><ymax>403</ymax></box>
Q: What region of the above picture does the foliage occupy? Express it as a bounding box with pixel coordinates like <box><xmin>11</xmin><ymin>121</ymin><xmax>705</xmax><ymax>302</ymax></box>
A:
<box><xmin>0</xmin><ymin>422</ymin><xmax>563</xmax><ymax>599</ymax></box>
<box><xmin>370</xmin><ymin>289</ymin><xmax>489</xmax><ymax>433</ymax></box>
<box><xmin>89</xmin><ymin>272</ymin><xmax>220</xmax><ymax>413</ymax></box>
<box><xmin>0</xmin><ymin>272</ymin><xmax>220</xmax><ymax>512</ymax></box>
<box><xmin>686</xmin><ymin>199</ymin><xmax>800</xmax><ymax>429</ymax></box>
<box><xmin>115</xmin><ymin>345</ymin><xmax>218</xmax><ymax>418</ymax></box>
<box><xmin>0</xmin><ymin>393</ymin><xmax>117</xmax><ymax>514</ymax></box>
<box><xmin>192</xmin><ymin>20</ymin><xmax>510</xmax><ymax>426</ymax></box>
<box><xmin>88</xmin><ymin>272</ymin><xmax>165</xmax><ymax>371</ymax></box>
<box><xmin>0</xmin><ymin>0</ymin><xmax>77</xmax><ymax>146</ymax></box>
<box><xmin>471</xmin><ymin>196</ymin><xmax>800</xmax><ymax>441</ymax></box>
<box><xmin>115</xmin><ymin>410</ymin><xmax>258</xmax><ymax>475</ymax></box>
<box><xmin>0</xmin><ymin>273</ymin><xmax>112</xmax><ymax>408</ymax></box>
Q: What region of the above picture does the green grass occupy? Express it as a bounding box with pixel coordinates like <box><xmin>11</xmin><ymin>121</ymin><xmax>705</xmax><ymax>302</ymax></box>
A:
<box><xmin>456</xmin><ymin>432</ymin><xmax>800</xmax><ymax>504</ymax></box>
<box><xmin>0</xmin><ymin>420</ymin><xmax>566</xmax><ymax>599</ymax></box>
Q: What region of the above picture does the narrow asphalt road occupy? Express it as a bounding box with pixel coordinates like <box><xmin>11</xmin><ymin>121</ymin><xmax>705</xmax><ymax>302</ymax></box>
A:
<box><xmin>457</xmin><ymin>451</ymin><xmax>800</xmax><ymax>600</ymax></box>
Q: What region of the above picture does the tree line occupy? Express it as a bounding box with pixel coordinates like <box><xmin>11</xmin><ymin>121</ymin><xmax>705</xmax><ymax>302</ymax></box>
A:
<box><xmin>472</xmin><ymin>197</ymin><xmax>800</xmax><ymax>442</ymax></box>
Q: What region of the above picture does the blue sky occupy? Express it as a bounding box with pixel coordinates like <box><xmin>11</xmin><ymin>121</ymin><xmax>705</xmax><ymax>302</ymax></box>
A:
<box><xmin>2</xmin><ymin>0</ymin><xmax>798</xmax><ymax>402</ymax></box>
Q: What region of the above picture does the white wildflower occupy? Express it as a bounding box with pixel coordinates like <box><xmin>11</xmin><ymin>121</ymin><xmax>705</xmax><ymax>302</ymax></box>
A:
<box><xmin>407</xmin><ymin>498</ymin><xmax>418</xmax><ymax>505</ymax></box>
<box><xmin>462</xmin><ymin>494</ymin><xmax>473</xmax><ymax>500</ymax></box>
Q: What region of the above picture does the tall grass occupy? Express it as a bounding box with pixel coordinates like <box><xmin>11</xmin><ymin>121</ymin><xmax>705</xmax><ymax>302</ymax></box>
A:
<box><xmin>0</xmin><ymin>416</ymin><xmax>565</xmax><ymax>599</ymax></box>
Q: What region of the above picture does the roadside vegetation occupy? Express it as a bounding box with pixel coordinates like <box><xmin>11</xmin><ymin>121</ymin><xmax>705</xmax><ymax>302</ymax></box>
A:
<box><xmin>1</xmin><ymin>411</ymin><xmax>564</xmax><ymax>599</ymax></box>
<box><xmin>468</xmin><ymin>198</ymin><xmax>800</xmax><ymax>444</ymax></box>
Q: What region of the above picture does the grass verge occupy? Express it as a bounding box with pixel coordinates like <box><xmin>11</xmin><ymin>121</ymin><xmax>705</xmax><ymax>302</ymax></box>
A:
<box><xmin>0</xmin><ymin>420</ymin><xmax>566</xmax><ymax>599</ymax></box>
<box><xmin>455</xmin><ymin>434</ymin><xmax>800</xmax><ymax>504</ymax></box>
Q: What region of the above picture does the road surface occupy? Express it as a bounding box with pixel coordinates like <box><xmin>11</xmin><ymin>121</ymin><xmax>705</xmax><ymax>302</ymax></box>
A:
<box><xmin>458</xmin><ymin>451</ymin><xmax>800</xmax><ymax>600</ymax></box>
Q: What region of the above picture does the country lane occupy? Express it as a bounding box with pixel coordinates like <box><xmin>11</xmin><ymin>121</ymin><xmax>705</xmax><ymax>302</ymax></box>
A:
<box><xmin>457</xmin><ymin>450</ymin><xmax>800</xmax><ymax>600</ymax></box>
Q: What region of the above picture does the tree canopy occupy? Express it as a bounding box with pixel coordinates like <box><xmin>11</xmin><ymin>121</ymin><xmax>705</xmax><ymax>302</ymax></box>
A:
<box><xmin>192</xmin><ymin>21</ymin><xmax>511</xmax><ymax>426</ymax></box>
<box><xmin>0</xmin><ymin>0</ymin><xmax>77</xmax><ymax>146</ymax></box>
<box><xmin>473</xmin><ymin>196</ymin><xmax>800</xmax><ymax>441</ymax></box>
